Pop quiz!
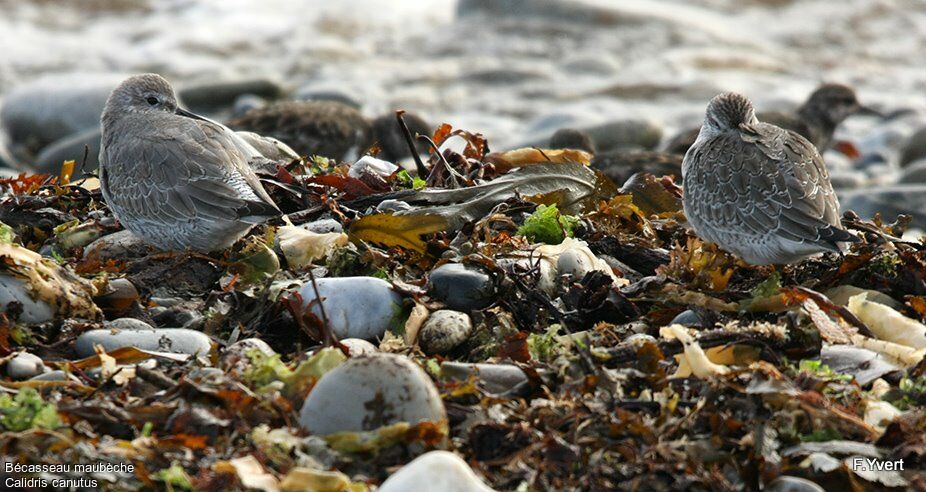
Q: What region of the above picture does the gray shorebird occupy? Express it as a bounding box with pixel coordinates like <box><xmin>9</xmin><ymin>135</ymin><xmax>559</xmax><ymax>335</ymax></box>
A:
<box><xmin>228</xmin><ymin>101</ymin><xmax>431</xmax><ymax>163</ymax></box>
<box><xmin>682</xmin><ymin>92</ymin><xmax>857</xmax><ymax>265</ymax></box>
<box><xmin>99</xmin><ymin>74</ymin><xmax>281</xmax><ymax>252</ymax></box>
<box><xmin>666</xmin><ymin>83</ymin><xmax>878</xmax><ymax>155</ymax></box>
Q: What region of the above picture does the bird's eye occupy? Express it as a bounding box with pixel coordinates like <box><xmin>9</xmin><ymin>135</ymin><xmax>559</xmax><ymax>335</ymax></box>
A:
<box><xmin>146</xmin><ymin>97</ymin><xmax>159</xmax><ymax>106</ymax></box>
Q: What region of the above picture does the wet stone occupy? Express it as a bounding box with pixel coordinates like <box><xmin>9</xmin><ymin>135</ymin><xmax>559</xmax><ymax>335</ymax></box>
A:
<box><xmin>298</xmin><ymin>276</ymin><xmax>403</xmax><ymax>340</ymax></box>
<box><xmin>7</xmin><ymin>352</ymin><xmax>47</xmax><ymax>380</ymax></box>
<box><xmin>428</xmin><ymin>263</ymin><xmax>495</xmax><ymax>311</ymax></box>
<box><xmin>75</xmin><ymin>327</ymin><xmax>213</xmax><ymax>358</ymax></box>
<box><xmin>440</xmin><ymin>362</ymin><xmax>528</xmax><ymax>394</ymax></box>
<box><xmin>0</xmin><ymin>275</ymin><xmax>55</xmax><ymax>324</ymax></box>
<box><xmin>299</xmin><ymin>353</ymin><xmax>445</xmax><ymax>436</ymax></box>
<box><xmin>379</xmin><ymin>450</ymin><xmax>496</xmax><ymax>492</ymax></box>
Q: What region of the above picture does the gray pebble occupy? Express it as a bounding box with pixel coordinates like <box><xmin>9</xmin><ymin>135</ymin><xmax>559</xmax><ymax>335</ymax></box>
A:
<box><xmin>7</xmin><ymin>352</ymin><xmax>46</xmax><ymax>380</ymax></box>
<box><xmin>75</xmin><ymin>328</ymin><xmax>213</xmax><ymax>358</ymax></box>
<box><xmin>428</xmin><ymin>263</ymin><xmax>495</xmax><ymax>311</ymax></box>
<box><xmin>298</xmin><ymin>277</ymin><xmax>403</xmax><ymax>340</ymax></box>
<box><xmin>299</xmin><ymin>353</ymin><xmax>445</xmax><ymax>435</ymax></box>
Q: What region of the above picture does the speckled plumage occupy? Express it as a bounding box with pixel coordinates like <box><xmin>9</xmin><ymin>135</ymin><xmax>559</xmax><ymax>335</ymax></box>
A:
<box><xmin>682</xmin><ymin>92</ymin><xmax>856</xmax><ymax>265</ymax></box>
<box><xmin>228</xmin><ymin>101</ymin><xmax>431</xmax><ymax>163</ymax></box>
<box><xmin>667</xmin><ymin>83</ymin><xmax>874</xmax><ymax>155</ymax></box>
<box><xmin>100</xmin><ymin>74</ymin><xmax>281</xmax><ymax>252</ymax></box>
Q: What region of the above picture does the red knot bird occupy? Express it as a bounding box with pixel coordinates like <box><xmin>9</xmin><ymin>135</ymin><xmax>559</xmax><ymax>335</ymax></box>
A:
<box><xmin>666</xmin><ymin>83</ymin><xmax>879</xmax><ymax>155</ymax></box>
<box><xmin>682</xmin><ymin>92</ymin><xmax>857</xmax><ymax>265</ymax></box>
<box><xmin>228</xmin><ymin>100</ymin><xmax>431</xmax><ymax>163</ymax></box>
<box><xmin>99</xmin><ymin>74</ymin><xmax>282</xmax><ymax>252</ymax></box>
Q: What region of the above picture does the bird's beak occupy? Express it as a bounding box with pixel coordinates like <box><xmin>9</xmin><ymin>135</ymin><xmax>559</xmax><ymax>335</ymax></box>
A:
<box><xmin>855</xmin><ymin>104</ymin><xmax>883</xmax><ymax>118</ymax></box>
<box><xmin>175</xmin><ymin>107</ymin><xmax>209</xmax><ymax>121</ymax></box>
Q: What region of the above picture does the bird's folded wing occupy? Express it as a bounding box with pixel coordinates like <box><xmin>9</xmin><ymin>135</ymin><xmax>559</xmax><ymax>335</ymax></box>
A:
<box><xmin>686</xmin><ymin>130</ymin><xmax>849</xmax><ymax>248</ymax></box>
<box><xmin>106</xmin><ymin>132</ymin><xmax>279</xmax><ymax>223</ymax></box>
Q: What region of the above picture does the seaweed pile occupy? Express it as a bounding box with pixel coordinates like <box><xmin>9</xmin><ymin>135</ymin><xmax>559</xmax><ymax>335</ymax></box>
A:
<box><xmin>1</xmin><ymin>123</ymin><xmax>925</xmax><ymax>491</ymax></box>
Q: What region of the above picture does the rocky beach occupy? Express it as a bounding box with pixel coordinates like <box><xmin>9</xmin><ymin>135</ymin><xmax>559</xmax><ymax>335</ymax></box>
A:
<box><xmin>2</xmin><ymin>0</ymin><xmax>926</xmax><ymax>490</ymax></box>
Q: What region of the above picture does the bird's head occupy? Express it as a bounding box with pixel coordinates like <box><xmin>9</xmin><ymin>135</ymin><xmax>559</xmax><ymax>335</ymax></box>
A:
<box><xmin>802</xmin><ymin>83</ymin><xmax>880</xmax><ymax>125</ymax></box>
<box><xmin>104</xmin><ymin>73</ymin><xmax>180</xmax><ymax>118</ymax></box>
<box><xmin>703</xmin><ymin>92</ymin><xmax>759</xmax><ymax>132</ymax></box>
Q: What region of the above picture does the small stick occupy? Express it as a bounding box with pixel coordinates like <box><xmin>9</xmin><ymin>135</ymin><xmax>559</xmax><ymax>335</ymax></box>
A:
<box><xmin>395</xmin><ymin>110</ymin><xmax>428</xmax><ymax>177</ymax></box>
<box><xmin>308</xmin><ymin>268</ymin><xmax>340</xmax><ymax>349</ymax></box>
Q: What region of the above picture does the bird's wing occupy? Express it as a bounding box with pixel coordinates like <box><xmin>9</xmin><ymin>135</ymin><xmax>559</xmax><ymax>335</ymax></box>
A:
<box><xmin>685</xmin><ymin>126</ymin><xmax>852</xmax><ymax>248</ymax></box>
<box><xmin>103</xmin><ymin>119</ymin><xmax>280</xmax><ymax>224</ymax></box>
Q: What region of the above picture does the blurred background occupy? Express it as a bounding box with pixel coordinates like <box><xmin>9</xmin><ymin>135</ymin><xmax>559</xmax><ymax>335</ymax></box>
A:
<box><xmin>1</xmin><ymin>0</ymin><xmax>925</xmax><ymax>224</ymax></box>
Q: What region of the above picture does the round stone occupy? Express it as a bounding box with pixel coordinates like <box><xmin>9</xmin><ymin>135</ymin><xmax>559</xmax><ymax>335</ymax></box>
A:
<box><xmin>418</xmin><ymin>310</ymin><xmax>472</xmax><ymax>355</ymax></box>
<box><xmin>428</xmin><ymin>263</ymin><xmax>495</xmax><ymax>311</ymax></box>
<box><xmin>299</xmin><ymin>353</ymin><xmax>445</xmax><ymax>436</ymax></box>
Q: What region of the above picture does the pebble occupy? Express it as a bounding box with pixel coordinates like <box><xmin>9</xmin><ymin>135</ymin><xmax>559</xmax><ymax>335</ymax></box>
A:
<box><xmin>900</xmin><ymin>126</ymin><xmax>926</xmax><ymax>167</ymax></box>
<box><xmin>83</xmin><ymin>230</ymin><xmax>153</xmax><ymax>262</ymax></box>
<box><xmin>765</xmin><ymin>476</ymin><xmax>825</xmax><ymax>492</ymax></box>
<box><xmin>298</xmin><ymin>276</ymin><xmax>403</xmax><ymax>340</ymax></box>
<box><xmin>0</xmin><ymin>275</ymin><xmax>55</xmax><ymax>324</ymax></box>
<box><xmin>302</xmin><ymin>219</ymin><xmax>343</xmax><ymax>234</ymax></box>
<box><xmin>299</xmin><ymin>353</ymin><xmax>445</xmax><ymax>435</ymax></box>
<box><xmin>582</xmin><ymin>119</ymin><xmax>663</xmax><ymax>152</ymax></box>
<box><xmin>222</xmin><ymin>338</ymin><xmax>276</xmax><ymax>375</ymax></box>
<box><xmin>376</xmin><ymin>199</ymin><xmax>414</xmax><ymax>213</ymax></box>
<box><xmin>379</xmin><ymin>451</ymin><xmax>496</xmax><ymax>492</ymax></box>
<box><xmin>418</xmin><ymin>310</ymin><xmax>473</xmax><ymax>355</ymax></box>
<box><xmin>339</xmin><ymin>338</ymin><xmax>378</xmax><ymax>356</ymax></box>
<box><xmin>6</xmin><ymin>352</ymin><xmax>47</xmax><ymax>380</ymax></box>
<box><xmin>29</xmin><ymin>370</ymin><xmax>76</xmax><ymax>382</ymax></box>
<box><xmin>840</xmin><ymin>185</ymin><xmax>926</xmax><ymax>229</ymax></box>
<box><xmin>440</xmin><ymin>362</ymin><xmax>528</xmax><ymax>394</ymax></box>
<box><xmin>0</xmin><ymin>73</ymin><xmax>123</xmax><ymax>164</ymax></box>
<box><xmin>178</xmin><ymin>79</ymin><xmax>283</xmax><ymax>113</ymax></box>
<box><xmin>93</xmin><ymin>278</ymin><xmax>140</xmax><ymax>318</ymax></box>
<box><xmin>820</xmin><ymin>345</ymin><xmax>902</xmax><ymax>386</ymax></box>
<box><xmin>33</xmin><ymin>127</ymin><xmax>102</xmax><ymax>175</ymax></box>
<box><xmin>897</xmin><ymin>160</ymin><xmax>926</xmax><ymax>183</ymax></box>
<box><xmin>104</xmin><ymin>317</ymin><xmax>155</xmax><ymax>331</ymax></box>
<box><xmin>75</xmin><ymin>327</ymin><xmax>213</xmax><ymax>358</ymax></box>
<box><xmin>428</xmin><ymin>263</ymin><xmax>495</xmax><ymax>311</ymax></box>
<box><xmin>232</xmin><ymin>94</ymin><xmax>267</xmax><ymax>118</ymax></box>
<box><xmin>670</xmin><ymin>309</ymin><xmax>704</xmax><ymax>327</ymax></box>
<box><xmin>348</xmin><ymin>155</ymin><xmax>399</xmax><ymax>179</ymax></box>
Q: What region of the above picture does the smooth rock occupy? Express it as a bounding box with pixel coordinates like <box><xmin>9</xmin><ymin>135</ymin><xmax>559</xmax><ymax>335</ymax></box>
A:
<box><xmin>0</xmin><ymin>275</ymin><xmax>55</xmax><ymax>324</ymax></box>
<box><xmin>232</xmin><ymin>94</ymin><xmax>267</xmax><ymax>118</ymax></box>
<box><xmin>826</xmin><ymin>169</ymin><xmax>866</xmax><ymax>190</ymax></box>
<box><xmin>178</xmin><ymin>79</ymin><xmax>283</xmax><ymax>113</ymax></box>
<box><xmin>376</xmin><ymin>199</ymin><xmax>413</xmax><ymax>213</ymax></box>
<box><xmin>339</xmin><ymin>338</ymin><xmax>378</xmax><ymax>356</ymax></box>
<box><xmin>299</xmin><ymin>353</ymin><xmax>445</xmax><ymax>435</ymax></box>
<box><xmin>29</xmin><ymin>370</ymin><xmax>76</xmax><ymax>382</ymax></box>
<box><xmin>670</xmin><ymin>309</ymin><xmax>703</xmax><ymax>327</ymax></box>
<box><xmin>302</xmin><ymin>219</ymin><xmax>343</xmax><ymax>234</ymax></box>
<box><xmin>348</xmin><ymin>155</ymin><xmax>398</xmax><ymax>179</ymax></box>
<box><xmin>440</xmin><ymin>362</ymin><xmax>528</xmax><ymax>394</ymax></box>
<box><xmin>765</xmin><ymin>476</ymin><xmax>825</xmax><ymax>492</ymax></box>
<box><xmin>898</xmin><ymin>159</ymin><xmax>926</xmax><ymax>183</ymax></box>
<box><xmin>33</xmin><ymin>127</ymin><xmax>102</xmax><ymax>174</ymax></box>
<box><xmin>428</xmin><ymin>263</ymin><xmax>495</xmax><ymax>311</ymax></box>
<box><xmin>298</xmin><ymin>277</ymin><xmax>403</xmax><ymax>340</ymax></box>
<box><xmin>104</xmin><ymin>317</ymin><xmax>155</xmax><ymax>331</ymax></box>
<box><xmin>75</xmin><ymin>328</ymin><xmax>213</xmax><ymax>358</ymax></box>
<box><xmin>582</xmin><ymin>119</ymin><xmax>663</xmax><ymax>152</ymax></box>
<box><xmin>820</xmin><ymin>345</ymin><xmax>903</xmax><ymax>386</ymax></box>
<box><xmin>93</xmin><ymin>278</ymin><xmax>140</xmax><ymax>318</ymax></box>
<box><xmin>840</xmin><ymin>185</ymin><xmax>926</xmax><ymax>229</ymax></box>
<box><xmin>898</xmin><ymin>126</ymin><xmax>926</xmax><ymax>167</ymax></box>
<box><xmin>0</xmin><ymin>73</ymin><xmax>123</xmax><ymax>164</ymax></box>
<box><xmin>418</xmin><ymin>310</ymin><xmax>472</xmax><ymax>355</ymax></box>
<box><xmin>6</xmin><ymin>352</ymin><xmax>46</xmax><ymax>380</ymax></box>
<box><xmin>825</xmin><ymin>285</ymin><xmax>899</xmax><ymax>309</ymax></box>
<box><xmin>83</xmin><ymin>230</ymin><xmax>153</xmax><ymax>261</ymax></box>
<box><xmin>222</xmin><ymin>338</ymin><xmax>276</xmax><ymax>375</ymax></box>
<box><xmin>379</xmin><ymin>451</ymin><xmax>496</xmax><ymax>492</ymax></box>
